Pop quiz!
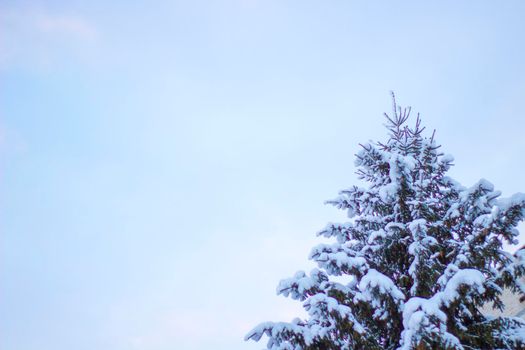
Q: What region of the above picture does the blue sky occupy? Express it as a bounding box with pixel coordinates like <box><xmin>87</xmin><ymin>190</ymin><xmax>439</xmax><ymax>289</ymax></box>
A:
<box><xmin>2</xmin><ymin>1</ymin><xmax>525</xmax><ymax>349</ymax></box>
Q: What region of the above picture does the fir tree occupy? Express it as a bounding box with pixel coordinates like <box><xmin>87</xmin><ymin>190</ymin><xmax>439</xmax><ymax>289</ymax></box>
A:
<box><xmin>245</xmin><ymin>95</ymin><xmax>525</xmax><ymax>350</ymax></box>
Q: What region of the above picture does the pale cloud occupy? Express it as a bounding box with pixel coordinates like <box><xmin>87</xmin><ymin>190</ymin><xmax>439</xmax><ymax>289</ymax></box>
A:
<box><xmin>0</xmin><ymin>6</ymin><xmax>99</xmax><ymax>70</ymax></box>
<box><xmin>35</xmin><ymin>13</ymin><xmax>98</xmax><ymax>41</ymax></box>
<box><xmin>0</xmin><ymin>121</ymin><xmax>27</xmax><ymax>156</ymax></box>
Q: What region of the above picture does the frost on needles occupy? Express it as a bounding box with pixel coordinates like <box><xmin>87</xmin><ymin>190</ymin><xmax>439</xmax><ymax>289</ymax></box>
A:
<box><xmin>245</xmin><ymin>96</ymin><xmax>525</xmax><ymax>350</ymax></box>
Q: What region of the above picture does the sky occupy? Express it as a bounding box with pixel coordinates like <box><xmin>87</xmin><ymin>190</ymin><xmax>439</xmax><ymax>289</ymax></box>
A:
<box><xmin>1</xmin><ymin>1</ymin><xmax>525</xmax><ymax>349</ymax></box>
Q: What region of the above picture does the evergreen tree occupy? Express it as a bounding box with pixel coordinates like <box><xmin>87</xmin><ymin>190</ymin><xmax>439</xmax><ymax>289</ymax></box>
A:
<box><xmin>245</xmin><ymin>95</ymin><xmax>525</xmax><ymax>350</ymax></box>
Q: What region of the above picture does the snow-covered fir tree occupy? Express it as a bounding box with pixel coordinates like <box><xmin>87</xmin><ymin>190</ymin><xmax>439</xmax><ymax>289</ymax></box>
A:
<box><xmin>245</xmin><ymin>96</ymin><xmax>525</xmax><ymax>350</ymax></box>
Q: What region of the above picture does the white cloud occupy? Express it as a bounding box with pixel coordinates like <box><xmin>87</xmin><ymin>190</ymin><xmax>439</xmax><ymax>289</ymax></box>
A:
<box><xmin>0</xmin><ymin>6</ymin><xmax>99</xmax><ymax>70</ymax></box>
<box><xmin>35</xmin><ymin>13</ymin><xmax>98</xmax><ymax>41</ymax></box>
<box><xmin>0</xmin><ymin>121</ymin><xmax>27</xmax><ymax>156</ymax></box>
